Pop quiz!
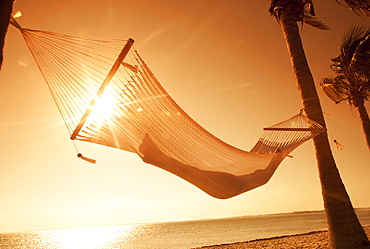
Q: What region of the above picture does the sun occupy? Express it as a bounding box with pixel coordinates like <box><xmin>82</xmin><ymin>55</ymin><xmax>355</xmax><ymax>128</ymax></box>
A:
<box><xmin>89</xmin><ymin>91</ymin><xmax>118</xmax><ymax>122</ymax></box>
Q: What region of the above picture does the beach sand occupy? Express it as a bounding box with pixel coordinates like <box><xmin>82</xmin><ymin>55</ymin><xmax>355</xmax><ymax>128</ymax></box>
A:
<box><xmin>196</xmin><ymin>226</ymin><xmax>370</xmax><ymax>249</ymax></box>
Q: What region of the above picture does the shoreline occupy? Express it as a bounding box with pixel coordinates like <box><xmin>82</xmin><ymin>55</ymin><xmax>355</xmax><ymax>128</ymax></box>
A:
<box><xmin>196</xmin><ymin>225</ymin><xmax>370</xmax><ymax>249</ymax></box>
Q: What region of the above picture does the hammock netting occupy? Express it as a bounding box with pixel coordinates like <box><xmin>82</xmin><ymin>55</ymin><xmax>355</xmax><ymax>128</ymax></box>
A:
<box><xmin>10</xmin><ymin>18</ymin><xmax>326</xmax><ymax>199</ymax></box>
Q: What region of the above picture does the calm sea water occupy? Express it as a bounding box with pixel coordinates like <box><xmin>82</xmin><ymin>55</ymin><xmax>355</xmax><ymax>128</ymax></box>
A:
<box><xmin>1</xmin><ymin>208</ymin><xmax>369</xmax><ymax>249</ymax></box>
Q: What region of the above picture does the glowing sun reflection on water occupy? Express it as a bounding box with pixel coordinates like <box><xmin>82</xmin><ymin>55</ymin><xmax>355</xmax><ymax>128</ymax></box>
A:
<box><xmin>50</xmin><ymin>225</ymin><xmax>136</xmax><ymax>248</ymax></box>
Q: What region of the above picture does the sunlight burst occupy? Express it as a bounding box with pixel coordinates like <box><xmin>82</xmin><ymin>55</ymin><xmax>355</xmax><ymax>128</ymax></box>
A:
<box><xmin>89</xmin><ymin>92</ymin><xmax>118</xmax><ymax>122</ymax></box>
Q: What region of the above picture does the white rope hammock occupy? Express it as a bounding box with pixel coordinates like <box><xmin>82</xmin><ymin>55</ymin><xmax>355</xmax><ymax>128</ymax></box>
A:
<box><xmin>10</xmin><ymin>17</ymin><xmax>326</xmax><ymax>199</ymax></box>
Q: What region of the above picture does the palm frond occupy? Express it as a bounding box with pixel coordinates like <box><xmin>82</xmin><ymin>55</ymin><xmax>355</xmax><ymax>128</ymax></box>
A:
<box><xmin>303</xmin><ymin>13</ymin><xmax>330</xmax><ymax>30</ymax></box>
<box><xmin>330</xmin><ymin>56</ymin><xmax>343</xmax><ymax>73</ymax></box>
<box><xmin>349</xmin><ymin>29</ymin><xmax>370</xmax><ymax>74</ymax></box>
<box><xmin>320</xmin><ymin>77</ymin><xmax>350</xmax><ymax>104</ymax></box>
<box><xmin>340</xmin><ymin>26</ymin><xmax>367</xmax><ymax>68</ymax></box>
<box><xmin>336</xmin><ymin>0</ymin><xmax>370</xmax><ymax>17</ymax></box>
<box><xmin>348</xmin><ymin>71</ymin><xmax>370</xmax><ymax>98</ymax></box>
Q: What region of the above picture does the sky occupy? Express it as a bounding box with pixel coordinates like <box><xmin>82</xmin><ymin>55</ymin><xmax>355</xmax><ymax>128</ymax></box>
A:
<box><xmin>0</xmin><ymin>0</ymin><xmax>369</xmax><ymax>233</ymax></box>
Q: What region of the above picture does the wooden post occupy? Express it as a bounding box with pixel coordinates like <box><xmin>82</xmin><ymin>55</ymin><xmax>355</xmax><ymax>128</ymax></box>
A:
<box><xmin>70</xmin><ymin>38</ymin><xmax>134</xmax><ymax>140</ymax></box>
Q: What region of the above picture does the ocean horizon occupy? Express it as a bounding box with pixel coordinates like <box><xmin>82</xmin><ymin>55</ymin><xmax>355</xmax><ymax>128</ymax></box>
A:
<box><xmin>1</xmin><ymin>208</ymin><xmax>369</xmax><ymax>248</ymax></box>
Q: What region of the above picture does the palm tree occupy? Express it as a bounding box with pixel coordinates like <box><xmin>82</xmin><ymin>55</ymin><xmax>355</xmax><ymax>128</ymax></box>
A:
<box><xmin>0</xmin><ymin>0</ymin><xmax>14</xmax><ymax>70</ymax></box>
<box><xmin>321</xmin><ymin>26</ymin><xmax>370</xmax><ymax>149</ymax></box>
<box><xmin>268</xmin><ymin>0</ymin><xmax>369</xmax><ymax>248</ymax></box>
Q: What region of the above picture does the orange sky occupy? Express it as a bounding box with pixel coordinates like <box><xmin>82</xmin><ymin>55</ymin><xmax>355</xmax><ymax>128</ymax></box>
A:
<box><xmin>0</xmin><ymin>0</ymin><xmax>369</xmax><ymax>233</ymax></box>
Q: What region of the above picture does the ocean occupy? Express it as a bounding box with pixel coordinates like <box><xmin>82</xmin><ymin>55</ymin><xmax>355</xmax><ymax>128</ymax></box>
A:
<box><xmin>1</xmin><ymin>208</ymin><xmax>369</xmax><ymax>249</ymax></box>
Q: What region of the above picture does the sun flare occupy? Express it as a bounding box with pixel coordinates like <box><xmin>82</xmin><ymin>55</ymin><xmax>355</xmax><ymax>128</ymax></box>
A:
<box><xmin>89</xmin><ymin>92</ymin><xmax>118</xmax><ymax>122</ymax></box>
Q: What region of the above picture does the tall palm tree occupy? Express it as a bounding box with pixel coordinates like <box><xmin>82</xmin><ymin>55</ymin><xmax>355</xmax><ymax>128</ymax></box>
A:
<box><xmin>268</xmin><ymin>0</ymin><xmax>369</xmax><ymax>248</ymax></box>
<box><xmin>0</xmin><ymin>0</ymin><xmax>14</xmax><ymax>71</ymax></box>
<box><xmin>321</xmin><ymin>26</ymin><xmax>370</xmax><ymax>149</ymax></box>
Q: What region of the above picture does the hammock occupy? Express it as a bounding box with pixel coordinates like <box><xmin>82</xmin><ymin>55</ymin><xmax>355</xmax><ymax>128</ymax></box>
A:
<box><xmin>9</xmin><ymin>18</ymin><xmax>326</xmax><ymax>199</ymax></box>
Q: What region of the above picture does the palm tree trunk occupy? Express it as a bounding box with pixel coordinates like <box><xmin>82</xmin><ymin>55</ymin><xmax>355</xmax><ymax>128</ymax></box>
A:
<box><xmin>356</xmin><ymin>104</ymin><xmax>370</xmax><ymax>149</ymax></box>
<box><xmin>279</xmin><ymin>9</ymin><xmax>370</xmax><ymax>249</ymax></box>
<box><xmin>0</xmin><ymin>0</ymin><xmax>14</xmax><ymax>71</ymax></box>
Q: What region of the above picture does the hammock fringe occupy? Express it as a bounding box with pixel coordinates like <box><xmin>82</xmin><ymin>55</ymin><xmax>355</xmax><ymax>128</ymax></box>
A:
<box><xmin>77</xmin><ymin>153</ymin><xmax>97</xmax><ymax>164</ymax></box>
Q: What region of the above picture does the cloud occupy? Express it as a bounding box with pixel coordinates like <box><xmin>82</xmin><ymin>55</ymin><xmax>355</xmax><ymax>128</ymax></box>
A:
<box><xmin>221</xmin><ymin>81</ymin><xmax>255</xmax><ymax>92</ymax></box>
<box><xmin>195</xmin><ymin>81</ymin><xmax>256</xmax><ymax>97</ymax></box>
<box><xmin>142</xmin><ymin>21</ymin><xmax>176</xmax><ymax>47</ymax></box>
